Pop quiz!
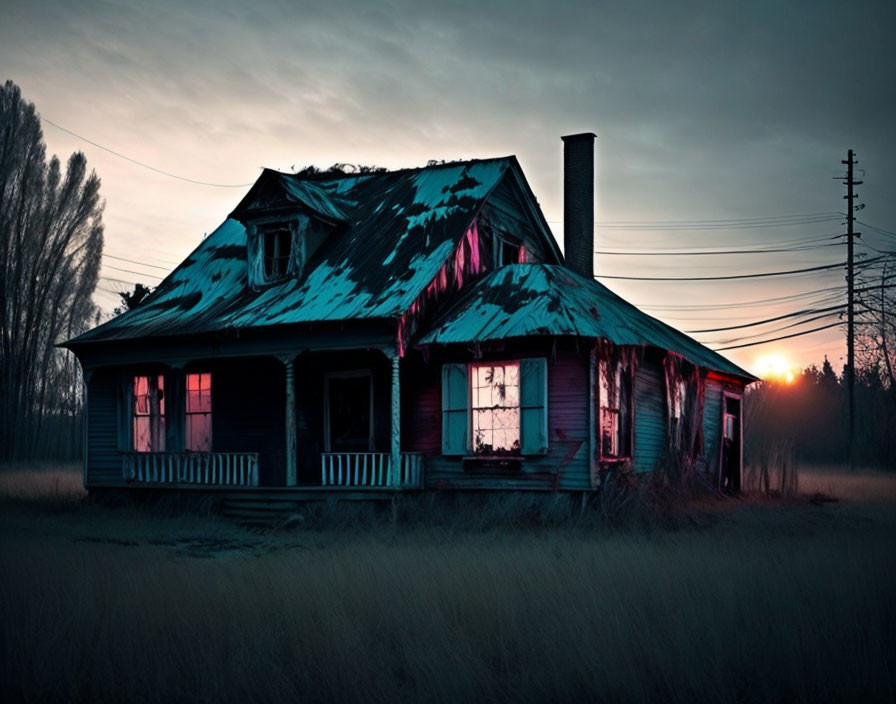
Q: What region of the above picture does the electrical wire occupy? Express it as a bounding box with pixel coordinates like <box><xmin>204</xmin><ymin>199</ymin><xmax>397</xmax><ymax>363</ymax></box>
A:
<box><xmin>102</xmin><ymin>264</ymin><xmax>164</xmax><ymax>280</ymax></box>
<box><xmin>700</xmin><ymin>311</ymin><xmax>843</xmax><ymax>346</ymax></box>
<box><xmin>713</xmin><ymin>322</ymin><xmax>843</xmax><ymax>351</ymax></box>
<box><xmin>41</xmin><ymin>117</ymin><xmax>256</xmax><ymax>188</ymax></box>
<box><xmin>633</xmin><ymin>285</ymin><xmax>844</xmax><ymax>311</ymax></box>
<box><xmin>102</xmin><ymin>254</ymin><xmax>171</xmax><ymax>272</ymax></box>
<box><xmin>595</xmin><ymin>242</ymin><xmax>843</xmax><ymax>256</ymax></box>
<box><xmin>595</xmin><ymin>261</ymin><xmax>849</xmax><ymax>281</ymax></box>
<box><xmin>684</xmin><ymin>303</ymin><xmax>848</xmax><ymax>334</ymax></box>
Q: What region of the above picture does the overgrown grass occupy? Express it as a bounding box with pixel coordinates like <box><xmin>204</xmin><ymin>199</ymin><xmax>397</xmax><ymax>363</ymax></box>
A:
<box><xmin>1</xmin><ymin>463</ymin><xmax>895</xmax><ymax>703</ymax></box>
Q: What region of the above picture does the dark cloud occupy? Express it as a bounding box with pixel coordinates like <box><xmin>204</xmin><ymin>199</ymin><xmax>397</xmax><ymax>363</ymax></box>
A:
<box><xmin>2</xmin><ymin>0</ymin><xmax>893</xmax><ymax>371</ymax></box>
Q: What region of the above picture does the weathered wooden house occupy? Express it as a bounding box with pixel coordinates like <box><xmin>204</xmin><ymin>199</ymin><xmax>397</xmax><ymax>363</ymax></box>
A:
<box><xmin>63</xmin><ymin>134</ymin><xmax>754</xmax><ymax>509</ymax></box>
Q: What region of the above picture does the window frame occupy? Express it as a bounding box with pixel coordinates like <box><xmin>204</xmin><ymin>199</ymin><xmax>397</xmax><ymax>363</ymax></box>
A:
<box><xmin>468</xmin><ymin>360</ymin><xmax>523</xmax><ymax>457</ymax></box>
<box><xmin>598</xmin><ymin>358</ymin><xmax>634</xmax><ymax>461</ymax></box>
<box><xmin>131</xmin><ymin>374</ymin><xmax>166</xmax><ymax>453</ymax></box>
<box><xmin>185</xmin><ymin>372</ymin><xmax>212</xmax><ymax>452</ymax></box>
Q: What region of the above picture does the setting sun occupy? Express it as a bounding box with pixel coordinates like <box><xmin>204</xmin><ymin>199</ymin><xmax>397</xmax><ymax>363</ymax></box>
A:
<box><xmin>755</xmin><ymin>354</ymin><xmax>797</xmax><ymax>384</ymax></box>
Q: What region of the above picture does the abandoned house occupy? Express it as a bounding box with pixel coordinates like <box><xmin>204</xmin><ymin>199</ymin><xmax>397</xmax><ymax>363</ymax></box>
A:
<box><xmin>62</xmin><ymin>133</ymin><xmax>755</xmax><ymax>509</ymax></box>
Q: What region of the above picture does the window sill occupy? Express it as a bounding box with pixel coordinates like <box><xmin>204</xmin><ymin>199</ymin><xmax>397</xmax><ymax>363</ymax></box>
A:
<box><xmin>462</xmin><ymin>454</ymin><xmax>525</xmax><ymax>461</ymax></box>
<box><xmin>599</xmin><ymin>456</ymin><xmax>632</xmax><ymax>463</ymax></box>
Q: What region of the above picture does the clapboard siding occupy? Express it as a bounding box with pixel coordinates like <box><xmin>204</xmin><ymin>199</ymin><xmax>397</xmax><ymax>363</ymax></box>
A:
<box><xmin>86</xmin><ymin>368</ymin><xmax>122</xmax><ymax>485</ymax></box>
<box><xmin>703</xmin><ymin>379</ymin><xmax>722</xmax><ymax>481</ymax></box>
<box><xmin>417</xmin><ymin>342</ymin><xmax>591</xmax><ymax>491</ymax></box>
<box><xmin>633</xmin><ymin>353</ymin><xmax>667</xmax><ymax>472</ymax></box>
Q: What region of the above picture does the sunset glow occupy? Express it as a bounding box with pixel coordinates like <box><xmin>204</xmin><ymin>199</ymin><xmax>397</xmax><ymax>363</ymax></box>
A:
<box><xmin>755</xmin><ymin>354</ymin><xmax>797</xmax><ymax>384</ymax></box>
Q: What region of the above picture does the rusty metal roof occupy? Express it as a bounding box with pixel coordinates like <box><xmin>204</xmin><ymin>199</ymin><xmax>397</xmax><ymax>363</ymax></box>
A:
<box><xmin>418</xmin><ymin>264</ymin><xmax>756</xmax><ymax>380</ymax></box>
<box><xmin>69</xmin><ymin>157</ymin><xmax>538</xmax><ymax>346</ymax></box>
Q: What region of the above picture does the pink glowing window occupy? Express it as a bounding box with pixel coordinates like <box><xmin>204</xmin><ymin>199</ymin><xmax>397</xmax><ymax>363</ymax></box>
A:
<box><xmin>186</xmin><ymin>373</ymin><xmax>212</xmax><ymax>451</ymax></box>
<box><xmin>471</xmin><ymin>362</ymin><xmax>521</xmax><ymax>454</ymax></box>
<box><xmin>133</xmin><ymin>375</ymin><xmax>165</xmax><ymax>452</ymax></box>
<box><xmin>599</xmin><ymin>360</ymin><xmax>632</xmax><ymax>459</ymax></box>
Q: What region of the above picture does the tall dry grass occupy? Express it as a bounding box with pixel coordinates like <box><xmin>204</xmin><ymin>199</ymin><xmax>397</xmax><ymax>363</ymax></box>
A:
<box><xmin>2</xmin><ymin>464</ymin><xmax>895</xmax><ymax>703</ymax></box>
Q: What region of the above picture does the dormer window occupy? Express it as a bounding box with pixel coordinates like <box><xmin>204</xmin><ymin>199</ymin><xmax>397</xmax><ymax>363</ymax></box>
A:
<box><xmin>263</xmin><ymin>227</ymin><xmax>293</xmax><ymax>280</ymax></box>
<box><xmin>245</xmin><ymin>216</ymin><xmax>308</xmax><ymax>288</ymax></box>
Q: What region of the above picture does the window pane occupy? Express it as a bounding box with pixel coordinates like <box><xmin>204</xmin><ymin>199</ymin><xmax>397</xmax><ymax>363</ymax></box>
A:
<box><xmin>134</xmin><ymin>416</ymin><xmax>151</xmax><ymax>452</ymax></box>
<box><xmin>187</xmin><ymin>414</ymin><xmax>211</xmax><ymax>451</ymax></box>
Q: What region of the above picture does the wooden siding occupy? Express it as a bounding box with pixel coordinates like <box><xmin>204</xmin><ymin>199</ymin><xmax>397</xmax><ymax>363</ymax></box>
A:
<box><xmin>411</xmin><ymin>341</ymin><xmax>591</xmax><ymax>491</ymax></box>
<box><xmin>633</xmin><ymin>352</ymin><xmax>667</xmax><ymax>472</ymax></box>
<box><xmin>703</xmin><ymin>379</ymin><xmax>723</xmax><ymax>482</ymax></box>
<box><xmin>85</xmin><ymin>368</ymin><xmax>121</xmax><ymax>485</ymax></box>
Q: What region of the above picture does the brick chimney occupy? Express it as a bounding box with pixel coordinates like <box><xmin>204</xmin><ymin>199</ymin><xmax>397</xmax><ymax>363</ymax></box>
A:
<box><xmin>561</xmin><ymin>132</ymin><xmax>596</xmax><ymax>280</ymax></box>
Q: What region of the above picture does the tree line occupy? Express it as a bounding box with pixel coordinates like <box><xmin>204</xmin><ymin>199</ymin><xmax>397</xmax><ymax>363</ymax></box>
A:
<box><xmin>1</xmin><ymin>80</ymin><xmax>104</xmax><ymax>461</ymax></box>
<box><xmin>745</xmin><ymin>354</ymin><xmax>896</xmax><ymax>471</ymax></box>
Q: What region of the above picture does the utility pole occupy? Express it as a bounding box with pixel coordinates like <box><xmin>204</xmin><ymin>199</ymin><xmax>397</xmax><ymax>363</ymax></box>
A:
<box><xmin>841</xmin><ymin>150</ymin><xmax>862</xmax><ymax>471</ymax></box>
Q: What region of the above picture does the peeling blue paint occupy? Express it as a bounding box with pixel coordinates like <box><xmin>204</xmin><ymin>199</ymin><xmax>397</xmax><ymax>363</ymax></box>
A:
<box><xmin>68</xmin><ymin>158</ymin><xmax>514</xmax><ymax>345</ymax></box>
<box><xmin>419</xmin><ymin>264</ymin><xmax>755</xmax><ymax>380</ymax></box>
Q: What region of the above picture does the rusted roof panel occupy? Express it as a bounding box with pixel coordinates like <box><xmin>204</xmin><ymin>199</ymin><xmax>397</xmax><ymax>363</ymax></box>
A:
<box><xmin>418</xmin><ymin>264</ymin><xmax>755</xmax><ymax>380</ymax></box>
<box><xmin>69</xmin><ymin>158</ymin><xmax>517</xmax><ymax>345</ymax></box>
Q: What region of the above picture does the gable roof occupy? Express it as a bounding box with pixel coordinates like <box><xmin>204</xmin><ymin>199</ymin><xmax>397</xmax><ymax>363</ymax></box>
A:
<box><xmin>418</xmin><ymin>264</ymin><xmax>755</xmax><ymax>380</ymax></box>
<box><xmin>68</xmin><ymin>157</ymin><xmax>559</xmax><ymax>346</ymax></box>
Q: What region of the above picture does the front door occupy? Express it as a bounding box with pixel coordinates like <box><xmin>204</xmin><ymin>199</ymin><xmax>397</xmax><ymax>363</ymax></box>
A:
<box><xmin>720</xmin><ymin>394</ymin><xmax>742</xmax><ymax>492</ymax></box>
<box><xmin>325</xmin><ymin>371</ymin><xmax>374</xmax><ymax>452</ymax></box>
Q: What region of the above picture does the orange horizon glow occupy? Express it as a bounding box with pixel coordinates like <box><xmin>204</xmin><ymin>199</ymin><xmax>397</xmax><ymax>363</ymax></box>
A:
<box><xmin>755</xmin><ymin>353</ymin><xmax>797</xmax><ymax>384</ymax></box>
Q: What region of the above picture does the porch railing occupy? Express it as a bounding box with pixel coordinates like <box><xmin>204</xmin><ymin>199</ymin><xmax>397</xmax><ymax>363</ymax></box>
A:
<box><xmin>123</xmin><ymin>452</ymin><xmax>259</xmax><ymax>487</ymax></box>
<box><xmin>321</xmin><ymin>452</ymin><xmax>424</xmax><ymax>488</ymax></box>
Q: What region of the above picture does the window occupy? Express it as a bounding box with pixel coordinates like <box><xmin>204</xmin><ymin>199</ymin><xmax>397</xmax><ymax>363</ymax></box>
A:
<box><xmin>494</xmin><ymin>234</ymin><xmax>524</xmax><ymax>266</ymax></box>
<box><xmin>471</xmin><ymin>362</ymin><xmax>521</xmax><ymax>455</ymax></box>
<box><xmin>263</xmin><ymin>227</ymin><xmax>292</xmax><ymax>280</ymax></box>
<box><xmin>186</xmin><ymin>373</ymin><xmax>212</xmax><ymax>451</ymax></box>
<box><xmin>599</xmin><ymin>360</ymin><xmax>632</xmax><ymax>459</ymax></box>
<box><xmin>442</xmin><ymin>359</ymin><xmax>547</xmax><ymax>457</ymax></box>
<box><xmin>133</xmin><ymin>375</ymin><xmax>165</xmax><ymax>452</ymax></box>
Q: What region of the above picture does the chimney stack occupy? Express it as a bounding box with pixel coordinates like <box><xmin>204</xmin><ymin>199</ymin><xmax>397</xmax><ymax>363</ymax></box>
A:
<box><xmin>561</xmin><ymin>132</ymin><xmax>596</xmax><ymax>280</ymax></box>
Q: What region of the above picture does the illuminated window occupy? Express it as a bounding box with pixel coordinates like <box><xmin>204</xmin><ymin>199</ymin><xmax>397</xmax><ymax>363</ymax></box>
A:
<box><xmin>133</xmin><ymin>375</ymin><xmax>165</xmax><ymax>452</ymax></box>
<box><xmin>186</xmin><ymin>373</ymin><xmax>212</xmax><ymax>451</ymax></box>
<box><xmin>263</xmin><ymin>227</ymin><xmax>292</xmax><ymax>280</ymax></box>
<box><xmin>599</xmin><ymin>360</ymin><xmax>632</xmax><ymax>459</ymax></box>
<box><xmin>471</xmin><ymin>362</ymin><xmax>521</xmax><ymax>454</ymax></box>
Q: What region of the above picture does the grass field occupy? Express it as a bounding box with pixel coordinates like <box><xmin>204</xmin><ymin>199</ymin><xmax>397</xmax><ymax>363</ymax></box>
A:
<box><xmin>1</xmin><ymin>463</ymin><xmax>894</xmax><ymax>703</ymax></box>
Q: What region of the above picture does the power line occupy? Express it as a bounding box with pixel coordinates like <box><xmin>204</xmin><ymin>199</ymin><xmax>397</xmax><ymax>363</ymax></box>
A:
<box><xmin>685</xmin><ymin>303</ymin><xmax>848</xmax><ymax>334</ymax></box>
<box><xmin>634</xmin><ymin>285</ymin><xmax>844</xmax><ymax>311</ymax></box>
<box><xmin>595</xmin><ymin>242</ymin><xmax>842</xmax><ymax>256</ymax></box>
<box><xmin>701</xmin><ymin>311</ymin><xmax>843</xmax><ymax>345</ymax></box>
<box><xmin>596</xmin><ymin>260</ymin><xmax>851</xmax><ymax>282</ymax></box>
<box><xmin>102</xmin><ymin>254</ymin><xmax>171</xmax><ymax>272</ymax></box>
<box><xmin>593</xmin><ymin>215</ymin><xmax>843</xmax><ymax>231</ymax></box>
<box><xmin>857</xmin><ymin>220</ymin><xmax>896</xmax><ymax>240</ymax></box>
<box><xmin>41</xmin><ymin>117</ymin><xmax>256</xmax><ymax>188</ymax></box>
<box><xmin>713</xmin><ymin>322</ymin><xmax>842</xmax><ymax>351</ymax></box>
<box><xmin>103</xmin><ymin>264</ymin><xmax>164</xmax><ymax>280</ymax></box>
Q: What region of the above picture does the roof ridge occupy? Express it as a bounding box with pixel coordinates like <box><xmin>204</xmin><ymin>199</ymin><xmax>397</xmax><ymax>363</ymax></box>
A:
<box><xmin>272</xmin><ymin>155</ymin><xmax>516</xmax><ymax>182</ymax></box>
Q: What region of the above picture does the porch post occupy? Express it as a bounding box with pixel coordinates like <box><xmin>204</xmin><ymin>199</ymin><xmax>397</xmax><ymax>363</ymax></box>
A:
<box><xmin>284</xmin><ymin>356</ymin><xmax>297</xmax><ymax>486</ymax></box>
<box><xmin>390</xmin><ymin>352</ymin><xmax>401</xmax><ymax>487</ymax></box>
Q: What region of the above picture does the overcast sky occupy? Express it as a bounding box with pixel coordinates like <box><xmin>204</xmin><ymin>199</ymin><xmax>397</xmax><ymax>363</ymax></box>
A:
<box><xmin>3</xmin><ymin>0</ymin><xmax>894</xmax><ymax>376</ymax></box>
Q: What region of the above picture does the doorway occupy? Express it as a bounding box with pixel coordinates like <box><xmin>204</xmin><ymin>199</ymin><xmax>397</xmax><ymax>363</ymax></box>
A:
<box><xmin>324</xmin><ymin>371</ymin><xmax>374</xmax><ymax>452</ymax></box>
<box><xmin>720</xmin><ymin>393</ymin><xmax>742</xmax><ymax>492</ymax></box>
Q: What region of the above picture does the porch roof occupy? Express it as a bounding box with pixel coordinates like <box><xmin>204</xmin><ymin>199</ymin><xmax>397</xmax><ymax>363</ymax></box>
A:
<box><xmin>418</xmin><ymin>264</ymin><xmax>756</xmax><ymax>381</ymax></box>
<box><xmin>67</xmin><ymin>157</ymin><xmax>557</xmax><ymax>347</ymax></box>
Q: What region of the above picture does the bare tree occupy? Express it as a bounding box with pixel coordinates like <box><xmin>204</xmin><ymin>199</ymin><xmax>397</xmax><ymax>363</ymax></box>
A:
<box><xmin>854</xmin><ymin>254</ymin><xmax>896</xmax><ymax>466</ymax></box>
<box><xmin>0</xmin><ymin>80</ymin><xmax>104</xmax><ymax>461</ymax></box>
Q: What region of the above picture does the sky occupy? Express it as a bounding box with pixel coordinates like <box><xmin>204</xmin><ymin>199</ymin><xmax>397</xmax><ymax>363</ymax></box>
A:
<box><xmin>2</xmin><ymin>0</ymin><xmax>894</xmax><ymax>378</ymax></box>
